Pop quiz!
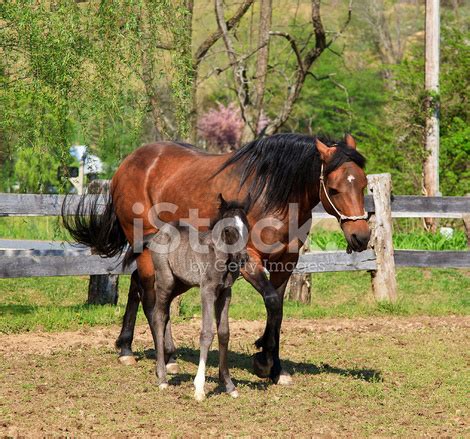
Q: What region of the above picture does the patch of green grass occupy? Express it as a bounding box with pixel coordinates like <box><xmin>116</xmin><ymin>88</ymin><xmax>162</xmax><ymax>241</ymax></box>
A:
<box><xmin>0</xmin><ymin>276</ymin><xmax>140</xmax><ymax>333</ymax></box>
<box><xmin>310</xmin><ymin>228</ymin><xmax>468</xmax><ymax>250</ymax></box>
<box><xmin>0</xmin><ymin>217</ymin><xmax>466</xmax><ymax>250</ymax></box>
<box><xmin>0</xmin><ymin>217</ymin><xmax>69</xmax><ymax>241</ymax></box>
<box><xmin>1</xmin><ymin>268</ymin><xmax>468</xmax><ymax>333</ymax></box>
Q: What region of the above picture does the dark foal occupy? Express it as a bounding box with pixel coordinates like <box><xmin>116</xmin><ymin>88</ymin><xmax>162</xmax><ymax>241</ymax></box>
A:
<box><xmin>145</xmin><ymin>194</ymin><xmax>250</xmax><ymax>401</ymax></box>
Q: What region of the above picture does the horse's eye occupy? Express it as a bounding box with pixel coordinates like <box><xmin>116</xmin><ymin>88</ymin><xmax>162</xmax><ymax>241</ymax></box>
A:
<box><xmin>328</xmin><ymin>188</ymin><xmax>339</xmax><ymax>196</ymax></box>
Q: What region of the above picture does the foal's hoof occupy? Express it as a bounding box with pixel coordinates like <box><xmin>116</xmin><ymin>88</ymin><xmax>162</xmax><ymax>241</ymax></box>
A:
<box><xmin>165</xmin><ymin>362</ymin><xmax>179</xmax><ymax>374</ymax></box>
<box><xmin>194</xmin><ymin>391</ymin><xmax>206</xmax><ymax>402</ymax></box>
<box><xmin>229</xmin><ymin>389</ymin><xmax>239</xmax><ymax>398</ymax></box>
<box><xmin>159</xmin><ymin>383</ymin><xmax>169</xmax><ymax>390</ymax></box>
<box><xmin>275</xmin><ymin>370</ymin><xmax>293</xmax><ymax>386</ymax></box>
<box><xmin>118</xmin><ymin>355</ymin><xmax>137</xmax><ymax>366</ymax></box>
<box><xmin>253</xmin><ymin>352</ymin><xmax>273</xmax><ymax>378</ymax></box>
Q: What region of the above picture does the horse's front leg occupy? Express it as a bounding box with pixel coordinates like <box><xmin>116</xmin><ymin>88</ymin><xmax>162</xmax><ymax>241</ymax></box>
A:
<box><xmin>194</xmin><ymin>285</ymin><xmax>216</xmax><ymax>401</ymax></box>
<box><xmin>215</xmin><ymin>287</ymin><xmax>238</xmax><ymax>398</ymax></box>
<box><xmin>242</xmin><ymin>257</ymin><xmax>292</xmax><ymax>384</ymax></box>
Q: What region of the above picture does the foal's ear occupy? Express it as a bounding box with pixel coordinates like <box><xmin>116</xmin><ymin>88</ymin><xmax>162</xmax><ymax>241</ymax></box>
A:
<box><xmin>217</xmin><ymin>193</ymin><xmax>228</xmax><ymax>210</ymax></box>
<box><xmin>315</xmin><ymin>138</ymin><xmax>336</xmax><ymax>162</ymax></box>
<box><xmin>344</xmin><ymin>133</ymin><xmax>357</xmax><ymax>149</ymax></box>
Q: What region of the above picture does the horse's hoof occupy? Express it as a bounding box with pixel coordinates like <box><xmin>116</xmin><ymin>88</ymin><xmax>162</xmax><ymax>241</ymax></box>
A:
<box><xmin>276</xmin><ymin>370</ymin><xmax>293</xmax><ymax>386</ymax></box>
<box><xmin>166</xmin><ymin>362</ymin><xmax>179</xmax><ymax>374</ymax></box>
<box><xmin>118</xmin><ymin>355</ymin><xmax>137</xmax><ymax>366</ymax></box>
<box><xmin>159</xmin><ymin>383</ymin><xmax>169</xmax><ymax>390</ymax></box>
<box><xmin>253</xmin><ymin>352</ymin><xmax>273</xmax><ymax>378</ymax></box>
<box><xmin>229</xmin><ymin>389</ymin><xmax>239</xmax><ymax>398</ymax></box>
<box><xmin>194</xmin><ymin>391</ymin><xmax>206</xmax><ymax>402</ymax></box>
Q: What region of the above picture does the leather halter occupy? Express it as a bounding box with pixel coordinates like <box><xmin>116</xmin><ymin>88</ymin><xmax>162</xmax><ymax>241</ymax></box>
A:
<box><xmin>319</xmin><ymin>163</ymin><xmax>368</xmax><ymax>222</ymax></box>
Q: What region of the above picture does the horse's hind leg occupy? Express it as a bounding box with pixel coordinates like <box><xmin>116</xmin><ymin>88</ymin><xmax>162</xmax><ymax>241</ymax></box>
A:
<box><xmin>116</xmin><ymin>269</ymin><xmax>141</xmax><ymax>365</ymax></box>
<box><xmin>215</xmin><ymin>287</ymin><xmax>238</xmax><ymax>398</ymax></box>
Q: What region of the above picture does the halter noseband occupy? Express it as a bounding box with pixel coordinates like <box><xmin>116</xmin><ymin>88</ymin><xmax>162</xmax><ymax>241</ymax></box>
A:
<box><xmin>319</xmin><ymin>163</ymin><xmax>368</xmax><ymax>222</ymax></box>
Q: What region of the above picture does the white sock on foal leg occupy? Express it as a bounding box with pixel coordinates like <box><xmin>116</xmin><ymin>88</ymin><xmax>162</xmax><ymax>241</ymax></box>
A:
<box><xmin>194</xmin><ymin>359</ymin><xmax>206</xmax><ymax>401</ymax></box>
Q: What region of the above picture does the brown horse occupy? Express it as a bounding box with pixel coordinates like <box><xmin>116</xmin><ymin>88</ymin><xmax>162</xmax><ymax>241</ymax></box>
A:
<box><xmin>63</xmin><ymin>133</ymin><xmax>370</xmax><ymax>384</ymax></box>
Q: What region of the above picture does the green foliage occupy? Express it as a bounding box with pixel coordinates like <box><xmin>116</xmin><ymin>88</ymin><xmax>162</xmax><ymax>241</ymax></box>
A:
<box><xmin>0</xmin><ymin>2</ymin><xmax>92</xmax><ymax>192</ymax></box>
<box><xmin>0</xmin><ymin>0</ymin><xmax>193</xmax><ymax>193</ymax></box>
<box><xmin>384</xmin><ymin>23</ymin><xmax>470</xmax><ymax>195</ymax></box>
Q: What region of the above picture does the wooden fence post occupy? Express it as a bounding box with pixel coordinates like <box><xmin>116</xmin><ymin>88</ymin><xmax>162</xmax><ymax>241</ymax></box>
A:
<box><xmin>463</xmin><ymin>214</ymin><xmax>470</xmax><ymax>248</ymax></box>
<box><xmin>87</xmin><ymin>180</ymin><xmax>119</xmax><ymax>305</ymax></box>
<box><xmin>286</xmin><ymin>238</ymin><xmax>312</xmax><ymax>304</ymax></box>
<box><xmin>367</xmin><ymin>173</ymin><xmax>397</xmax><ymax>302</ymax></box>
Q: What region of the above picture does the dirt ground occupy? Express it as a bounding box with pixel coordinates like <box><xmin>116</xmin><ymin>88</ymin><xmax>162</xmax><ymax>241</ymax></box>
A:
<box><xmin>1</xmin><ymin>316</ymin><xmax>469</xmax><ymax>437</ymax></box>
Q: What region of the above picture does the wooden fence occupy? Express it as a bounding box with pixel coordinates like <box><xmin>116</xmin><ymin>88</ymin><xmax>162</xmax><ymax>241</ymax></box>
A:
<box><xmin>0</xmin><ymin>173</ymin><xmax>469</xmax><ymax>303</ymax></box>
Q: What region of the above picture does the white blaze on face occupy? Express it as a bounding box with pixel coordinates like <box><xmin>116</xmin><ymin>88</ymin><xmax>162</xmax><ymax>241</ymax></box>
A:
<box><xmin>234</xmin><ymin>215</ymin><xmax>247</xmax><ymax>242</ymax></box>
<box><xmin>347</xmin><ymin>174</ymin><xmax>356</xmax><ymax>184</ymax></box>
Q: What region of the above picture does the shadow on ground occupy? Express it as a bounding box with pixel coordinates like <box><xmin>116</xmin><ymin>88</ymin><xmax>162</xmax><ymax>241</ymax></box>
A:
<box><xmin>136</xmin><ymin>346</ymin><xmax>382</xmax><ymax>385</ymax></box>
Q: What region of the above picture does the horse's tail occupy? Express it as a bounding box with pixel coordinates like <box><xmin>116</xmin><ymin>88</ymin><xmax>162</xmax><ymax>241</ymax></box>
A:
<box><xmin>61</xmin><ymin>189</ymin><xmax>128</xmax><ymax>258</ymax></box>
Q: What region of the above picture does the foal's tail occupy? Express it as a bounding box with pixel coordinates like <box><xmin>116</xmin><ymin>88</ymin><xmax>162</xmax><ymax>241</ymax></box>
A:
<box><xmin>61</xmin><ymin>188</ymin><xmax>128</xmax><ymax>258</ymax></box>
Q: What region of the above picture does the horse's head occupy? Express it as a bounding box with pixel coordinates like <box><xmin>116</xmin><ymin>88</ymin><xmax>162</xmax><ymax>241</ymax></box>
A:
<box><xmin>316</xmin><ymin>135</ymin><xmax>370</xmax><ymax>252</ymax></box>
<box><xmin>214</xmin><ymin>193</ymin><xmax>251</xmax><ymax>265</ymax></box>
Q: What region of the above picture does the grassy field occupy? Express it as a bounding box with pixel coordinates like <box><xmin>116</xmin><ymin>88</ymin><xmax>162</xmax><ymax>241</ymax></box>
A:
<box><xmin>0</xmin><ymin>267</ymin><xmax>468</xmax><ymax>334</ymax></box>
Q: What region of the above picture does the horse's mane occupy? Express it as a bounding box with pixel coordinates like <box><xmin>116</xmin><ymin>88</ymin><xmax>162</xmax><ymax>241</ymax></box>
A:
<box><xmin>216</xmin><ymin>133</ymin><xmax>366</xmax><ymax>213</ymax></box>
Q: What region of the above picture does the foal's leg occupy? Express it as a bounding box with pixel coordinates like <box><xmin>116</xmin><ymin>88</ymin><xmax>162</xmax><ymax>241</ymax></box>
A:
<box><xmin>116</xmin><ymin>269</ymin><xmax>141</xmax><ymax>365</ymax></box>
<box><xmin>194</xmin><ymin>285</ymin><xmax>216</xmax><ymax>401</ymax></box>
<box><xmin>154</xmin><ymin>288</ymin><xmax>172</xmax><ymax>389</ymax></box>
<box><xmin>164</xmin><ymin>282</ymin><xmax>190</xmax><ymax>374</ymax></box>
<box><xmin>215</xmin><ymin>287</ymin><xmax>238</xmax><ymax>398</ymax></box>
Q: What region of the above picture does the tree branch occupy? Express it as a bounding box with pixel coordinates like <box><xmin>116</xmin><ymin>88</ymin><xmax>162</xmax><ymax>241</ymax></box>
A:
<box><xmin>214</xmin><ymin>0</ymin><xmax>250</xmax><ymax>116</ymax></box>
<box><xmin>266</xmin><ymin>0</ymin><xmax>353</xmax><ymax>134</ymax></box>
<box><xmin>195</xmin><ymin>0</ymin><xmax>254</xmax><ymax>67</ymax></box>
<box><xmin>197</xmin><ymin>40</ymin><xmax>269</xmax><ymax>85</ymax></box>
<box><xmin>270</xmin><ymin>31</ymin><xmax>304</xmax><ymax>72</ymax></box>
<box><xmin>325</xmin><ymin>0</ymin><xmax>352</xmax><ymax>48</ymax></box>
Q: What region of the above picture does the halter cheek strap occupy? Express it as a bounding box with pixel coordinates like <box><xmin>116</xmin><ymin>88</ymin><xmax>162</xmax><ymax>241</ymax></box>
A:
<box><xmin>319</xmin><ymin>164</ymin><xmax>368</xmax><ymax>222</ymax></box>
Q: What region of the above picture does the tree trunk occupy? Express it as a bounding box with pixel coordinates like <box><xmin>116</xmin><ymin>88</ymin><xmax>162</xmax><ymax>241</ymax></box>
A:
<box><xmin>241</xmin><ymin>0</ymin><xmax>272</xmax><ymax>143</ymax></box>
<box><xmin>423</xmin><ymin>0</ymin><xmax>440</xmax><ymax>231</ymax></box>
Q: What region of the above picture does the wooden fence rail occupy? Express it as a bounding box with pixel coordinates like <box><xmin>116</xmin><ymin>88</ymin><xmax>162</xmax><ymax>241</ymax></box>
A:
<box><xmin>1</xmin><ymin>193</ymin><xmax>469</xmax><ymax>218</ymax></box>
<box><xmin>0</xmin><ymin>177</ymin><xmax>469</xmax><ymax>304</ymax></box>
<box><xmin>1</xmin><ymin>245</ymin><xmax>469</xmax><ymax>278</ymax></box>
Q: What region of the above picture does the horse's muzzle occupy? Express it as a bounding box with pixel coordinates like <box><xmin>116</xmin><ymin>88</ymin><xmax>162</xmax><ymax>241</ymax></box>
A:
<box><xmin>346</xmin><ymin>230</ymin><xmax>371</xmax><ymax>253</ymax></box>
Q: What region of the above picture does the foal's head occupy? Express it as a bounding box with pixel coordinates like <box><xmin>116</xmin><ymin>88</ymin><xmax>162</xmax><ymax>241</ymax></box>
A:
<box><xmin>213</xmin><ymin>193</ymin><xmax>251</xmax><ymax>265</ymax></box>
<box><xmin>316</xmin><ymin>135</ymin><xmax>371</xmax><ymax>252</ymax></box>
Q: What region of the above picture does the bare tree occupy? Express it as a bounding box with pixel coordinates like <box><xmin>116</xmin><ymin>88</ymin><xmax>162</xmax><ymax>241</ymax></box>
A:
<box><xmin>214</xmin><ymin>0</ymin><xmax>353</xmax><ymax>141</ymax></box>
<box><xmin>190</xmin><ymin>0</ymin><xmax>255</xmax><ymax>141</ymax></box>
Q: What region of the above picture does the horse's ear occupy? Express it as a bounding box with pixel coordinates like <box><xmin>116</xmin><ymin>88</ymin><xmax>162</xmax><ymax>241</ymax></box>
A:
<box><xmin>344</xmin><ymin>133</ymin><xmax>357</xmax><ymax>149</ymax></box>
<box><xmin>315</xmin><ymin>138</ymin><xmax>336</xmax><ymax>162</ymax></box>
<box><xmin>217</xmin><ymin>193</ymin><xmax>228</xmax><ymax>210</ymax></box>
